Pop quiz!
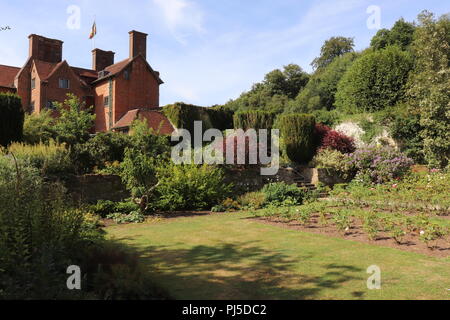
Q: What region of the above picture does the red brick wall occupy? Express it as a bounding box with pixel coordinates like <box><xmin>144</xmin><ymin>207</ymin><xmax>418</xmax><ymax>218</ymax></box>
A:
<box><xmin>94</xmin><ymin>81</ymin><xmax>111</xmax><ymax>132</ymax></box>
<box><xmin>43</xmin><ymin>62</ymin><xmax>89</xmax><ymax>110</ymax></box>
<box><xmin>112</xmin><ymin>56</ymin><xmax>159</xmax><ymax>123</ymax></box>
<box><xmin>0</xmin><ymin>87</ymin><xmax>16</xmax><ymax>94</ymax></box>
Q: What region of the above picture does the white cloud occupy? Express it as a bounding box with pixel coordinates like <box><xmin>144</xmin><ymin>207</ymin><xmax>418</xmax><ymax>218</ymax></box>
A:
<box><xmin>152</xmin><ymin>0</ymin><xmax>204</xmax><ymax>44</ymax></box>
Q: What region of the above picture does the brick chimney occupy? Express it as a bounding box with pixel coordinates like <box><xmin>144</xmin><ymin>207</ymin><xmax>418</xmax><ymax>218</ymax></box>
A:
<box><xmin>92</xmin><ymin>49</ymin><xmax>115</xmax><ymax>71</ymax></box>
<box><xmin>129</xmin><ymin>30</ymin><xmax>147</xmax><ymax>60</ymax></box>
<box><xmin>28</xmin><ymin>34</ymin><xmax>63</xmax><ymax>63</ymax></box>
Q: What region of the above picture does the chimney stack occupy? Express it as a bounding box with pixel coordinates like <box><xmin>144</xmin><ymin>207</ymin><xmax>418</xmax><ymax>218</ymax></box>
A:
<box><xmin>28</xmin><ymin>34</ymin><xmax>63</xmax><ymax>63</ymax></box>
<box><xmin>92</xmin><ymin>49</ymin><xmax>115</xmax><ymax>71</ymax></box>
<box><xmin>129</xmin><ymin>30</ymin><xmax>147</xmax><ymax>60</ymax></box>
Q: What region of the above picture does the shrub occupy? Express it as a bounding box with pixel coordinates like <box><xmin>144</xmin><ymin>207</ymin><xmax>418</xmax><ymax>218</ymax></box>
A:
<box><xmin>321</xmin><ymin>130</ymin><xmax>356</xmax><ymax>154</ymax></box>
<box><xmin>0</xmin><ymin>157</ymin><xmax>99</xmax><ymax>299</ymax></box>
<box><xmin>238</xmin><ymin>191</ymin><xmax>266</xmax><ymax>210</ymax></box>
<box><xmin>261</xmin><ymin>182</ymin><xmax>307</xmax><ymax>206</ymax></box>
<box><xmin>106</xmin><ymin>211</ymin><xmax>145</xmax><ymax>224</ymax></box>
<box><xmin>311</xmin><ymin>148</ymin><xmax>355</xmax><ymax>180</ymax></box>
<box><xmin>5</xmin><ymin>140</ymin><xmax>73</xmax><ymax>176</ymax></box>
<box><xmin>72</xmin><ymin>132</ymin><xmax>132</xmax><ymax>174</ymax></box>
<box><xmin>154</xmin><ymin>163</ymin><xmax>233</xmax><ymax>211</ymax></box>
<box><xmin>23</xmin><ymin>110</ymin><xmax>55</xmax><ymax>145</ymax></box>
<box><xmin>0</xmin><ymin>93</ymin><xmax>24</xmax><ymax>147</ymax></box>
<box><xmin>233</xmin><ymin>110</ymin><xmax>276</xmax><ymax>130</ymax></box>
<box><xmin>336</xmin><ymin>46</ymin><xmax>413</xmax><ymax>113</ymax></box>
<box><xmin>278</xmin><ymin>114</ymin><xmax>316</xmax><ymax>163</ymax></box>
<box><xmin>349</xmin><ymin>146</ymin><xmax>414</xmax><ymax>184</ymax></box>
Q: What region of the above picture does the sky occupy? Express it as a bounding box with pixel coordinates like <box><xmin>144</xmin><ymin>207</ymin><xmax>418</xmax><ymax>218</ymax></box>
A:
<box><xmin>0</xmin><ymin>0</ymin><xmax>448</xmax><ymax>106</ymax></box>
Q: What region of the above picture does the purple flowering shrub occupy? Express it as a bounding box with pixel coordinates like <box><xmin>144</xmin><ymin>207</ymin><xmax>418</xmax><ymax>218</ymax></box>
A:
<box><xmin>348</xmin><ymin>147</ymin><xmax>414</xmax><ymax>184</ymax></box>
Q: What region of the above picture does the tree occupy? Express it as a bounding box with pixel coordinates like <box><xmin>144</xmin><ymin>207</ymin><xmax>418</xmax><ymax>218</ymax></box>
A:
<box><xmin>0</xmin><ymin>93</ymin><xmax>24</xmax><ymax>147</ymax></box>
<box><xmin>335</xmin><ymin>46</ymin><xmax>413</xmax><ymax>113</ymax></box>
<box><xmin>53</xmin><ymin>94</ymin><xmax>95</xmax><ymax>146</ymax></box>
<box><xmin>289</xmin><ymin>52</ymin><xmax>358</xmax><ymax>113</ymax></box>
<box><xmin>407</xmin><ymin>11</ymin><xmax>450</xmax><ymax>168</ymax></box>
<box><xmin>311</xmin><ymin>36</ymin><xmax>355</xmax><ymax>70</ymax></box>
<box><xmin>371</xmin><ymin>18</ymin><xmax>416</xmax><ymax>51</ymax></box>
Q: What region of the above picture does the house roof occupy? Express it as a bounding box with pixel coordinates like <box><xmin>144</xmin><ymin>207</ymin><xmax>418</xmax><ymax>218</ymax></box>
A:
<box><xmin>112</xmin><ymin>108</ymin><xmax>175</xmax><ymax>135</ymax></box>
<box><xmin>93</xmin><ymin>55</ymin><xmax>163</xmax><ymax>85</ymax></box>
<box><xmin>0</xmin><ymin>64</ymin><xmax>20</xmax><ymax>88</ymax></box>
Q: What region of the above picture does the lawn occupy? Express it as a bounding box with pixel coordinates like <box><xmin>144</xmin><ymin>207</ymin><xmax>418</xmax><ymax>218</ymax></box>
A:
<box><xmin>106</xmin><ymin>211</ymin><xmax>450</xmax><ymax>300</ymax></box>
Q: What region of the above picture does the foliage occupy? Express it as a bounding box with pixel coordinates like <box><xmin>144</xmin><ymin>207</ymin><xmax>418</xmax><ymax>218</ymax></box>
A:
<box><xmin>163</xmin><ymin>102</ymin><xmax>234</xmax><ymax>134</ymax></box>
<box><xmin>371</xmin><ymin>18</ymin><xmax>416</xmax><ymax>50</ymax></box>
<box><xmin>90</xmin><ymin>200</ymin><xmax>139</xmax><ymax>218</ymax></box>
<box><xmin>237</xmin><ymin>191</ymin><xmax>267</xmax><ymax>210</ymax></box>
<box><xmin>154</xmin><ymin>163</ymin><xmax>233</xmax><ymax>211</ymax></box>
<box><xmin>0</xmin><ymin>157</ymin><xmax>99</xmax><ymax>299</ymax></box>
<box><xmin>311</xmin><ymin>36</ymin><xmax>355</xmax><ymax>70</ymax></box>
<box><xmin>348</xmin><ymin>147</ymin><xmax>414</xmax><ymax>184</ymax></box>
<box><xmin>106</xmin><ymin>211</ymin><xmax>145</xmax><ymax>224</ymax></box>
<box><xmin>233</xmin><ymin>110</ymin><xmax>276</xmax><ymax>130</ymax></box>
<box><xmin>53</xmin><ymin>94</ymin><xmax>96</xmax><ymax>146</ymax></box>
<box><xmin>406</xmin><ymin>11</ymin><xmax>450</xmax><ymax>168</ymax></box>
<box><xmin>261</xmin><ymin>182</ymin><xmax>307</xmax><ymax>206</ymax></box>
<box><xmin>72</xmin><ymin>132</ymin><xmax>132</xmax><ymax>174</ymax></box>
<box><xmin>22</xmin><ymin>110</ymin><xmax>55</xmax><ymax>145</ymax></box>
<box><xmin>222</xmin><ymin>64</ymin><xmax>309</xmax><ymax>114</ymax></box>
<box><xmin>314</xmin><ymin>123</ymin><xmax>356</xmax><ymax>154</ymax></box>
<box><xmin>0</xmin><ymin>93</ymin><xmax>24</xmax><ymax>147</ymax></box>
<box><xmin>290</xmin><ymin>52</ymin><xmax>358</xmax><ymax>113</ymax></box>
<box><xmin>335</xmin><ymin>46</ymin><xmax>413</xmax><ymax>113</ymax></box>
<box><xmin>4</xmin><ymin>140</ymin><xmax>73</xmax><ymax>176</ymax></box>
<box><xmin>311</xmin><ymin>148</ymin><xmax>355</xmax><ymax>181</ymax></box>
<box><xmin>278</xmin><ymin>114</ymin><xmax>316</xmax><ymax>164</ymax></box>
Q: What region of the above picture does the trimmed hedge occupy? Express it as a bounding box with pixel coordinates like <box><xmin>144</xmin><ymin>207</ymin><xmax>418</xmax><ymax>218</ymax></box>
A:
<box><xmin>163</xmin><ymin>103</ymin><xmax>234</xmax><ymax>135</ymax></box>
<box><xmin>233</xmin><ymin>110</ymin><xmax>276</xmax><ymax>130</ymax></box>
<box><xmin>278</xmin><ymin>114</ymin><xmax>316</xmax><ymax>164</ymax></box>
<box><xmin>0</xmin><ymin>93</ymin><xmax>24</xmax><ymax>147</ymax></box>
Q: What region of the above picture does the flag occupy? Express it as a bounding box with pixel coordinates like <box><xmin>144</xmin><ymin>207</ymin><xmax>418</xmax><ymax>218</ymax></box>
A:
<box><xmin>89</xmin><ymin>21</ymin><xmax>97</xmax><ymax>39</ymax></box>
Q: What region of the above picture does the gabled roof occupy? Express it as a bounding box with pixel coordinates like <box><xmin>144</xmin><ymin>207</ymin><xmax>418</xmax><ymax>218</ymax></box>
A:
<box><xmin>0</xmin><ymin>64</ymin><xmax>20</xmax><ymax>88</ymax></box>
<box><xmin>93</xmin><ymin>54</ymin><xmax>163</xmax><ymax>85</ymax></box>
<box><xmin>33</xmin><ymin>60</ymin><xmax>58</xmax><ymax>80</ymax></box>
<box><xmin>112</xmin><ymin>108</ymin><xmax>174</xmax><ymax>135</ymax></box>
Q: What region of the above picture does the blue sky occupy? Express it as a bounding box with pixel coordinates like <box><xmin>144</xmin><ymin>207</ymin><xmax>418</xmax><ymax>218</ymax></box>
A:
<box><xmin>0</xmin><ymin>0</ymin><xmax>448</xmax><ymax>106</ymax></box>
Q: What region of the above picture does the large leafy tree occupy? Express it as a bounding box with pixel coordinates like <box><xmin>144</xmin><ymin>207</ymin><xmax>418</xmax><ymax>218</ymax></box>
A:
<box><xmin>311</xmin><ymin>36</ymin><xmax>355</xmax><ymax>70</ymax></box>
<box><xmin>289</xmin><ymin>52</ymin><xmax>358</xmax><ymax>113</ymax></box>
<box><xmin>335</xmin><ymin>46</ymin><xmax>413</xmax><ymax>113</ymax></box>
<box><xmin>407</xmin><ymin>11</ymin><xmax>450</xmax><ymax>168</ymax></box>
<box><xmin>371</xmin><ymin>18</ymin><xmax>416</xmax><ymax>51</ymax></box>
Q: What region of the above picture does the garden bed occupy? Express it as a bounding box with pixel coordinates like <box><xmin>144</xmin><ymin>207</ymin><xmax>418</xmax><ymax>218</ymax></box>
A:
<box><xmin>253</xmin><ymin>214</ymin><xmax>450</xmax><ymax>258</ymax></box>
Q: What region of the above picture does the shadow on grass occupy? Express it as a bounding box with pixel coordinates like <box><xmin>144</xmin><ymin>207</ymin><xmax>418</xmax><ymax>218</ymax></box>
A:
<box><xmin>117</xmin><ymin>239</ymin><xmax>365</xmax><ymax>300</ymax></box>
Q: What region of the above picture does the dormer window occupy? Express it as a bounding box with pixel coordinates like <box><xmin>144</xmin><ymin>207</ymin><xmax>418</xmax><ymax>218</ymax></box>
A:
<box><xmin>59</xmin><ymin>78</ymin><xmax>70</xmax><ymax>89</ymax></box>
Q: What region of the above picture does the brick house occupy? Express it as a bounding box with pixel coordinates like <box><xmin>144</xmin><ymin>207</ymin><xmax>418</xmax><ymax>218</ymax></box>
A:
<box><xmin>0</xmin><ymin>30</ymin><xmax>174</xmax><ymax>135</ymax></box>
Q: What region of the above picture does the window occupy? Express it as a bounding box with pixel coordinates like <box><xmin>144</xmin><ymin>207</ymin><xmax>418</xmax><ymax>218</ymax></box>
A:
<box><xmin>124</xmin><ymin>70</ymin><xmax>130</xmax><ymax>80</ymax></box>
<box><xmin>46</xmin><ymin>101</ymin><xmax>56</xmax><ymax>110</ymax></box>
<box><xmin>59</xmin><ymin>78</ymin><xmax>70</xmax><ymax>89</ymax></box>
<box><xmin>31</xmin><ymin>78</ymin><xmax>36</xmax><ymax>90</ymax></box>
<box><xmin>29</xmin><ymin>101</ymin><xmax>35</xmax><ymax>113</ymax></box>
<box><xmin>104</xmin><ymin>96</ymin><xmax>109</xmax><ymax>107</ymax></box>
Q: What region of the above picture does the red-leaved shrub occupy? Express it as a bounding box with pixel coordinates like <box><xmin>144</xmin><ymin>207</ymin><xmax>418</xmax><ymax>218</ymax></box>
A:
<box><xmin>314</xmin><ymin>123</ymin><xmax>356</xmax><ymax>154</ymax></box>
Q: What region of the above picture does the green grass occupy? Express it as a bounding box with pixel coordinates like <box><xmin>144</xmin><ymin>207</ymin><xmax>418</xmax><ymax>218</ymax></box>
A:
<box><xmin>106</xmin><ymin>212</ymin><xmax>450</xmax><ymax>300</ymax></box>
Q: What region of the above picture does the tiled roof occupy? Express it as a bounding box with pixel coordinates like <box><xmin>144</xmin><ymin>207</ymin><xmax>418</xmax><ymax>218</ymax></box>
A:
<box><xmin>113</xmin><ymin>108</ymin><xmax>175</xmax><ymax>135</ymax></box>
<box><xmin>33</xmin><ymin>60</ymin><xmax>58</xmax><ymax>80</ymax></box>
<box><xmin>94</xmin><ymin>55</ymin><xmax>163</xmax><ymax>84</ymax></box>
<box><xmin>0</xmin><ymin>64</ymin><xmax>20</xmax><ymax>88</ymax></box>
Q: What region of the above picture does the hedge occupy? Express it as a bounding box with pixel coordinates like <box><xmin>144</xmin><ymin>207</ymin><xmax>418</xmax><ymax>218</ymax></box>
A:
<box><xmin>233</xmin><ymin>110</ymin><xmax>276</xmax><ymax>130</ymax></box>
<box><xmin>0</xmin><ymin>93</ymin><xmax>24</xmax><ymax>147</ymax></box>
<box><xmin>163</xmin><ymin>103</ymin><xmax>234</xmax><ymax>136</ymax></box>
<box><xmin>278</xmin><ymin>114</ymin><xmax>316</xmax><ymax>164</ymax></box>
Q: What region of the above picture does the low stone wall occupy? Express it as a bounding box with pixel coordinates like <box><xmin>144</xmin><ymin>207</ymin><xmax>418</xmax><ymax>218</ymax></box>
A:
<box><xmin>64</xmin><ymin>174</ymin><xmax>130</xmax><ymax>204</ymax></box>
